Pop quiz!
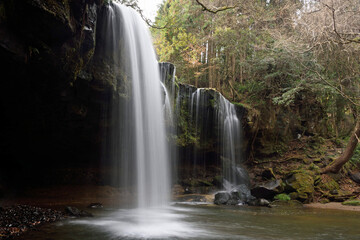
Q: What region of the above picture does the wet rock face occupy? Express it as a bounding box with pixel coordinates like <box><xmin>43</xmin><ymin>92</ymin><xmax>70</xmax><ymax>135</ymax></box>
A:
<box><xmin>65</xmin><ymin>206</ymin><xmax>93</xmax><ymax>217</ymax></box>
<box><xmin>214</xmin><ymin>191</ymin><xmax>231</xmax><ymax>205</ymax></box>
<box><xmin>214</xmin><ymin>184</ymin><xmax>255</xmax><ymax>205</ymax></box>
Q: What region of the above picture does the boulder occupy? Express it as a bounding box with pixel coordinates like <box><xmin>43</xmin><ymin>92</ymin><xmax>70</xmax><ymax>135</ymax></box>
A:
<box><xmin>230</xmin><ymin>184</ymin><xmax>254</xmax><ymax>203</ymax></box>
<box><xmin>316</xmin><ymin>175</ymin><xmax>339</xmax><ymax>192</ymax></box>
<box><xmin>214</xmin><ymin>184</ymin><xmax>255</xmax><ymax>205</ymax></box>
<box><xmin>350</xmin><ymin>172</ymin><xmax>360</xmax><ymax>184</ymax></box>
<box><xmin>248</xmin><ymin>198</ymin><xmax>271</xmax><ymax>207</ymax></box>
<box><xmin>251</xmin><ymin>179</ymin><xmax>283</xmax><ymax>200</ymax></box>
<box><xmin>65</xmin><ymin>206</ymin><xmax>93</xmax><ymax>217</ymax></box>
<box><xmin>214</xmin><ymin>191</ymin><xmax>231</xmax><ymax>205</ymax></box>
<box><xmin>285</xmin><ymin>172</ymin><xmax>314</xmax><ymax>202</ymax></box>
<box><xmin>87</xmin><ymin>203</ymin><xmax>103</xmax><ymax>209</ymax></box>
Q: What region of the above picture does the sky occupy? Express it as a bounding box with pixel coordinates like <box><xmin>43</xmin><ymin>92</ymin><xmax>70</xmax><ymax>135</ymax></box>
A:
<box><xmin>137</xmin><ymin>0</ymin><xmax>164</xmax><ymax>22</ymax></box>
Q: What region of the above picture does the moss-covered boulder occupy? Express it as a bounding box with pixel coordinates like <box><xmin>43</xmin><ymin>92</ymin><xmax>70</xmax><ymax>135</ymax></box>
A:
<box><xmin>342</xmin><ymin>200</ymin><xmax>360</xmax><ymax>206</ymax></box>
<box><xmin>316</xmin><ymin>175</ymin><xmax>339</xmax><ymax>193</ymax></box>
<box><xmin>285</xmin><ymin>171</ymin><xmax>314</xmax><ymax>202</ymax></box>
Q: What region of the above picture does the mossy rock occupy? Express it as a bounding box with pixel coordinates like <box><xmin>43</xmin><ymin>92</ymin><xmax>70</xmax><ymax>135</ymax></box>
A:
<box><xmin>326</xmin><ymin>190</ymin><xmax>354</xmax><ymax>202</ymax></box>
<box><xmin>285</xmin><ymin>171</ymin><xmax>314</xmax><ymax>202</ymax></box>
<box><xmin>308</xmin><ymin>163</ymin><xmax>320</xmax><ymax>172</ymax></box>
<box><xmin>320</xmin><ymin>198</ymin><xmax>330</xmax><ymax>204</ymax></box>
<box><xmin>342</xmin><ymin>200</ymin><xmax>360</xmax><ymax>206</ymax></box>
<box><xmin>289</xmin><ymin>192</ymin><xmax>298</xmax><ymax>200</ymax></box>
<box><xmin>316</xmin><ymin>175</ymin><xmax>339</xmax><ymax>193</ymax></box>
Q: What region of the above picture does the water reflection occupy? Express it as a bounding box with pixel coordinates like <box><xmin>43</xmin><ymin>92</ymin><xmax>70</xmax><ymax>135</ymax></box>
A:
<box><xmin>19</xmin><ymin>203</ymin><xmax>360</xmax><ymax>240</ymax></box>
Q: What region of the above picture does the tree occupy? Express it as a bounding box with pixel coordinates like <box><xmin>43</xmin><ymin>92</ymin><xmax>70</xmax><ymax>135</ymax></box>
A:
<box><xmin>153</xmin><ymin>0</ymin><xmax>360</xmax><ymax>169</ymax></box>
<box><xmin>293</xmin><ymin>0</ymin><xmax>360</xmax><ymax>173</ymax></box>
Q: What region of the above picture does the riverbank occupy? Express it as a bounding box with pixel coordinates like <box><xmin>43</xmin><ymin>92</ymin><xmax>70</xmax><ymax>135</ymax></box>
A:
<box><xmin>305</xmin><ymin>202</ymin><xmax>360</xmax><ymax>212</ymax></box>
<box><xmin>1</xmin><ymin>185</ymin><xmax>360</xmax><ymax>239</ymax></box>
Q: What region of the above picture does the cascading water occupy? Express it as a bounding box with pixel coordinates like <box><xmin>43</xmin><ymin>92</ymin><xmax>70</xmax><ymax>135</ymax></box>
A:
<box><xmin>73</xmin><ymin>3</ymin><xmax>208</xmax><ymax>239</ymax></box>
<box><xmin>160</xmin><ymin>62</ymin><xmax>250</xmax><ymax>192</ymax></box>
<box><xmin>96</xmin><ymin>0</ymin><xmax>171</xmax><ymax>209</ymax></box>
<box><xmin>107</xmin><ymin>3</ymin><xmax>170</xmax><ymax>208</ymax></box>
<box><xmin>190</xmin><ymin>89</ymin><xmax>248</xmax><ymax>189</ymax></box>
<box><xmin>217</xmin><ymin>95</ymin><xmax>250</xmax><ymax>190</ymax></box>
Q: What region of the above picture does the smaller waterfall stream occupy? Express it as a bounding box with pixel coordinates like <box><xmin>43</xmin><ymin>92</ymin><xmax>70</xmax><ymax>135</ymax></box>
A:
<box><xmin>190</xmin><ymin>88</ymin><xmax>248</xmax><ymax>188</ymax></box>
<box><xmin>160</xmin><ymin>64</ymin><xmax>250</xmax><ymax>191</ymax></box>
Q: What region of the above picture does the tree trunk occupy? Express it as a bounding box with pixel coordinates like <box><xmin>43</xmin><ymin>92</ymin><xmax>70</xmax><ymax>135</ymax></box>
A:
<box><xmin>208</xmin><ymin>40</ymin><xmax>213</xmax><ymax>88</ymax></box>
<box><xmin>322</xmin><ymin>120</ymin><xmax>360</xmax><ymax>174</ymax></box>
<box><xmin>231</xmin><ymin>54</ymin><xmax>236</xmax><ymax>100</ymax></box>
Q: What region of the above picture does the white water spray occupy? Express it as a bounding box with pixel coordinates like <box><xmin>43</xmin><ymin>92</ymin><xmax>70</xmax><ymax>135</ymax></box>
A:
<box><xmin>102</xmin><ymin>2</ymin><xmax>170</xmax><ymax>208</ymax></box>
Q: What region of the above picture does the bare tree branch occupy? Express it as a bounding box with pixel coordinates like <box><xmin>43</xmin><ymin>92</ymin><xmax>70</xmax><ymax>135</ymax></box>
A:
<box><xmin>195</xmin><ymin>0</ymin><xmax>236</xmax><ymax>14</ymax></box>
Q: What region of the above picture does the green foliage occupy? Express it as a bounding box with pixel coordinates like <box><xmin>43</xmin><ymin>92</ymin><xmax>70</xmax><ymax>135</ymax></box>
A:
<box><xmin>274</xmin><ymin>193</ymin><xmax>291</xmax><ymax>201</ymax></box>
<box><xmin>152</xmin><ymin>0</ymin><xmax>360</xmax><ymax>156</ymax></box>
<box><xmin>176</xmin><ymin>102</ymin><xmax>198</xmax><ymax>147</ymax></box>
<box><xmin>350</xmin><ymin>145</ymin><xmax>360</xmax><ymax>164</ymax></box>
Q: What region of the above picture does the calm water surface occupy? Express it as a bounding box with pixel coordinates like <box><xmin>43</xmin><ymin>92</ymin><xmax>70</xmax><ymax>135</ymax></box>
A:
<box><xmin>19</xmin><ymin>203</ymin><xmax>360</xmax><ymax>240</ymax></box>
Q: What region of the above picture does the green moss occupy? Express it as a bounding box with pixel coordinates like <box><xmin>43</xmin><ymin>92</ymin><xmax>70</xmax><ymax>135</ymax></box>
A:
<box><xmin>350</xmin><ymin>145</ymin><xmax>360</xmax><ymax>164</ymax></box>
<box><xmin>314</xmin><ymin>175</ymin><xmax>321</xmax><ymax>186</ymax></box>
<box><xmin>176</xmin><ymin>104</ymin><xmax>198</xmax><ymax>147</ymax></box>
<box><xmin>308</xmin><ymin>163</ymin><xmax>320</xmax><ymax>173</ymax></box>
<box><xmin>320</xmin><ymin>198</ymin><xmax>330</xmax><ymax>204</ymax></box>
<box><xmin>317</xmin><ymin>176</ymin><xmax>339</xmax><ymax>192</ymax></box>
<box><xmin>285</xmin><ymin>171</ymin><xmax>314</xmax><ymax>202</ymax></box>
<box><xmin>274</xmin><ymin>193</ymin><xmax>291</xmax><ymax>201</ymax></box>
<box><xmin>342</xmin><ymin>200</ymin><xmax>360</xmax><ymax>206</ymax></box>
<box><xmin>198</xmin><ymin>180</ymin><xmax>213</xmax><ymax>187</ymax></box>
<box><xmin>289</xmin><ymin>192</ymin><xmax>298</xmax><ymax>200</ymax></box>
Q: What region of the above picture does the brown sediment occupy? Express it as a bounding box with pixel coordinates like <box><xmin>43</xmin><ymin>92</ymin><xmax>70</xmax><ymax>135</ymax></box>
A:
<box><xmin>305</xmin><ymin>202</ymin><xmax>360</xmax><ymax>212</ymax></box>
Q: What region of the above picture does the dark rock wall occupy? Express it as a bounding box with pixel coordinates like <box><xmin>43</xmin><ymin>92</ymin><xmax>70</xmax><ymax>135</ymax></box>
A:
<box><xmin>0</xmin><ymin>0</ymin><xmax>121</xmax><ymax>192</ymax></box>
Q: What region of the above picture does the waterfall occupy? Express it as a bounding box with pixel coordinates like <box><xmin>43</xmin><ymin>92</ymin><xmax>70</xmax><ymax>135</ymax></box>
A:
<box><xmin>165</xmin><ymin>74</ymin><xmax>249</xmax><ymax>191</ymax></box>
<box><xmin>217</xmin><ymin>95</ymin><xmax>249</xmax><ymax>190</ymax></box>
<box><xmin>75</xmin><ymin>4</ymin><xmax>215</xmax><ymax>239</ymax></box>
<box><xmin>190</xmin><ymin>89</ymin><xmax>247</xmax><ymax>188</ymax></box>
<box><xmin>103</xmin><ymin>3</ymin><xmax>170</xmax><ymax>208</ymax></box>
